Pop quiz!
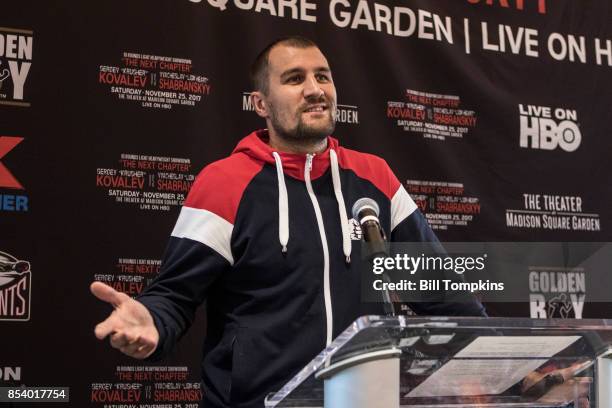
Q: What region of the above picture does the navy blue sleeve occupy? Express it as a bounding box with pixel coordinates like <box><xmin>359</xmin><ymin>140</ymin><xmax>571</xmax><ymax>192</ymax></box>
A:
<box><xmin>137</xmin><ymin>237</ymin><xmax>230</xmax><ymax>359</ymax></box>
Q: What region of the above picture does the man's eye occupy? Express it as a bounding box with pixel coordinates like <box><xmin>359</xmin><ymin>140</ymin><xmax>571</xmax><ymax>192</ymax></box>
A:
<box><xmin>286</xmin><ymin>75</ymin><xmax>303</xmax><ymax>83</ymax></box>
<box><xmin>316</xmin><ymin>74</ymin><xmax>330</xmax><ymax>82</ymax></box>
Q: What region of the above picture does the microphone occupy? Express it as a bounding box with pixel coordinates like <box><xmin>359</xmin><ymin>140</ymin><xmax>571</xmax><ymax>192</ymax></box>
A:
<box><xmin>352</xmin><ymin>198</ymin><xmax>387</xmax><ymax>256</ymax></box>
<box><xmin>352</xmin><ymin>198</ymin><xmax>395</xmax><ymax>316</ymax></box>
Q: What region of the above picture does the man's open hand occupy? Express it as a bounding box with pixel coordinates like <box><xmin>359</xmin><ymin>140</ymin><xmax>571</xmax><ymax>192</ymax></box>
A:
<box><xmin>91</xmin><ymin>281</ymin><xmax>159</xmax><ymax>359</ymax></box>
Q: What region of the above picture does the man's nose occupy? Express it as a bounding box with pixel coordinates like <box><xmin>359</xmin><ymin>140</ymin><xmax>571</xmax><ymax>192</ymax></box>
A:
<box><xmin>303</xmin><ymin>76</ymin><xmax>324</xmax><ymax>99</ymax></box>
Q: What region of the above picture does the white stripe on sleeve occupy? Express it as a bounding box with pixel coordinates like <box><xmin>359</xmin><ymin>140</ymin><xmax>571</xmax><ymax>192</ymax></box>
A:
<box><xmin>171</xmin><ymin>206</ymin><xmax>234</xmax><ymax>265</ymax></box>
<box><xmin>391</xmin><ymin>185</ymin><xmax>418</xmax><ymax>232</ymax></box>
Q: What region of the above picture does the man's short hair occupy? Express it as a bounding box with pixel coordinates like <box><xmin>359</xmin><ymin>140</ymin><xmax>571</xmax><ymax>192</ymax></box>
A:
<box><xmin>250</xmin><ymin>36</ymin><xmax>318</xmax><ymax>94</ymax></box>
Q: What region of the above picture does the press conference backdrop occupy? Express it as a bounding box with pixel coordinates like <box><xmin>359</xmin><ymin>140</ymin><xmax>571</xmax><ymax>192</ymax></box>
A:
<box><xmin>2</xmin><ymin>0</ymin><xmax>611</xmax><ymax>405</ymax></box>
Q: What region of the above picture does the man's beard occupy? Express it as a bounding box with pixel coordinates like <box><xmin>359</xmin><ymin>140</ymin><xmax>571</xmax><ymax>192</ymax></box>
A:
<box><xmin>269</xmin><ymin>102</ymin><xmax>336</xmax><ymax>144</ymax></box>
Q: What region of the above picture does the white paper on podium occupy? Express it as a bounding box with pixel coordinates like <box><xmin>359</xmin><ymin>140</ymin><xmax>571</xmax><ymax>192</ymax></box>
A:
<box><xmin>407</xmin><ymin>336</ymin><xmax>580</xmax><ymax>398</ymax></box>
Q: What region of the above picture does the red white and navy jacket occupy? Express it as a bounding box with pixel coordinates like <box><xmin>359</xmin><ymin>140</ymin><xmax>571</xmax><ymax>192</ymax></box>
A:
<box><xmin>138</xmin><ymin>130</ymin><xmax>485</xmax><ymax>408</ymax></box>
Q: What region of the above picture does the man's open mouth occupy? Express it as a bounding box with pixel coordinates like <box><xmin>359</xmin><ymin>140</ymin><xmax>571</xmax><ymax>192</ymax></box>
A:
<box><xmin>303</xmin><ymin>104</ymin><xmax>327</xmax><ymax>113</ymax></box>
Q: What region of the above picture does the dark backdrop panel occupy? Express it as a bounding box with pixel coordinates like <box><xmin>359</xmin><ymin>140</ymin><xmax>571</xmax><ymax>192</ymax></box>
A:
<box><xmin>2</xmin><ymin>0</ymin><xmax>611</xmax><ymax>405</ymax></box>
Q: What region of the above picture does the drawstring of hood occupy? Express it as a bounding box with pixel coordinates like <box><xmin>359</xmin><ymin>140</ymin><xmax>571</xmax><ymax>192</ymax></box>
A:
<box><xmin>271</xmin><ymin>148</ymin><xmax>352</xmax><ymax>263</ymax></box>
<box><xmin>330</xmin><ymin>149</ymin><xmax>352</xmax><ymax>263</ymax></box>
<box><xmin>272</xmin><ymin>151</ymin><xmax>289</xmax><ymax>253</ymax></box>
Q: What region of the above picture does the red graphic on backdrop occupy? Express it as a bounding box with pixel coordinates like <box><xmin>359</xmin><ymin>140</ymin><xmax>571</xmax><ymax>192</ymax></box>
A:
<box><xmin>94</xmin><ymin>258</ymin><xmax>161</xmax><ymax>296</ymax></box>
<box><xmin>96</xmin><ymin>154</ymin><xmax>195</xmax><ymax>211</ymax></box>
<box><xmin>388</xmin><ymin>90</ymin><xmax>478</xmax><ymax>141</ymax></box>
<box><xmin>99</xmin><ymin>52</ymin><xmax>210</xmax><ymax>110</ymax></box>
<box><xmin>90</xmin><ymin>366</ymin><xmax>202</xmax><ymax>406</ymax></box>
<box><xmin>0</xmin><ymin>136</ymin><xmax>24</xmax><ymax>189</ymax></box>
<box><xmin>407</xmin><ymin>180</ymin><xmax>481</xmax><ymax>231</ymax></box>
<box><xmin>467</xmin><ymin>0</ymin><xmax>547</xmax><ymax>14</ymax></box>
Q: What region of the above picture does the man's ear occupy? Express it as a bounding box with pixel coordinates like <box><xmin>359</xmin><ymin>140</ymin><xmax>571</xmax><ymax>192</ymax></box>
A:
<box><xmin>251</xmin><ymin>91</ymin><xmax>268</xmax><ymax>118</ymax></box>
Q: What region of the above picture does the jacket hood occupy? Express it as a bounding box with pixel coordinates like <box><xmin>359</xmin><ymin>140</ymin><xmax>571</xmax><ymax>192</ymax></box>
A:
<box><xmin>232</xmin><ymin>129</ymin><xmax>352</xmax><ymax>263</ymax></box>
<box><xmin>232</xmin><ymin>129</ymin><xmax>340</xmax><ymax>181</ymax></box>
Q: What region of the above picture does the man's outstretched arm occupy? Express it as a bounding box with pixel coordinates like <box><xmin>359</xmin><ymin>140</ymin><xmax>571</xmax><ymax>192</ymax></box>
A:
<box><xmin>91</xmin><ymin>281</ymin><xmax>160</xmax><ymax>359</ymax></box>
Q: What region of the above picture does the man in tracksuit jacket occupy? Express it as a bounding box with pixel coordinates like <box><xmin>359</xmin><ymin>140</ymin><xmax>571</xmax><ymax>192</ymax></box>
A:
<box><xmin>92</xmin><ymin>36</ymin><xmax>485</xmax><ymax>408</ymax></box>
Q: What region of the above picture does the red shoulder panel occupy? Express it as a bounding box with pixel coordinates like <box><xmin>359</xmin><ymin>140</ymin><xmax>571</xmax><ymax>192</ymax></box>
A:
<box><xmin>184</xmin><ymin>152</ymin><xmax>264</xmax><ymax>224</ymax></box>
<box><xmin>335</xmin><ymin>147</ymin><xmax>399</xmax><ymax>200</ymax></box>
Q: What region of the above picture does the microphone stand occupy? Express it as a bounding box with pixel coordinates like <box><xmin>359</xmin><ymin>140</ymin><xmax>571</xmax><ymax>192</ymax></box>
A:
<box><xmin>361</xmin><ymin>220</ymin><xmax>396</xmax><ymax>317</ymax></box>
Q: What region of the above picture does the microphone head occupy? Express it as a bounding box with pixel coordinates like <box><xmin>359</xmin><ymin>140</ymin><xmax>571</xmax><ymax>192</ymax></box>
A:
<box><xmin>352</xmin><ymin>197</ymin><xmax>380</xmax><ymax>220</ymax></box>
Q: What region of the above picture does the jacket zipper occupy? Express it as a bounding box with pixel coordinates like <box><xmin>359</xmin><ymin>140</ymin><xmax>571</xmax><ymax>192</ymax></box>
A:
<box><xmin>304</xmin><ymin>154</ymin><xmax>333</xmax><ymax>347</ymax></box>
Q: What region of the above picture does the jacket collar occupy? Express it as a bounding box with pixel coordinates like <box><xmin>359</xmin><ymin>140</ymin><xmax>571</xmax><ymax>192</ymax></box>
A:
<box><xmin>232</xmin><ymin>129</ymin><xmax>340</xmax><ymax>180</ymax></box>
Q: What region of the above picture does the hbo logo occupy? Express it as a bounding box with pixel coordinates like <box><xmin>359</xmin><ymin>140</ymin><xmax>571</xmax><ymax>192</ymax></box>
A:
<box><xmin>519</xmin><ymin>106</ymin><xmax>581</xmax><ymax>152</ymax></box>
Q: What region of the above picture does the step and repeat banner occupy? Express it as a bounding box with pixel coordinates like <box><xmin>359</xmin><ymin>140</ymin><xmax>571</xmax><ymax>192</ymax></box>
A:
<box><xmin>2</xmin><ymin>0</ymin><xmax>611</xmax><ymax>405</ymax></box>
